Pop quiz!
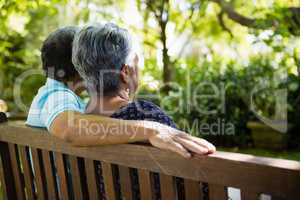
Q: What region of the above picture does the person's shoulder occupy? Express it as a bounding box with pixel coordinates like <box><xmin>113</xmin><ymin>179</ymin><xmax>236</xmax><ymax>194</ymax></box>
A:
<box><xmin>128</xmin><ymin>100</ymin><xmax>169</xmax><ymax>118</ymax></box>
<box><xmin>27</xmin><ymin>79</ymin><xmax>85</xmax><ymax>130</ymax></box>
<box><xmin>133</xmin><ymin>100</ymin><xmax>177</xmax><ymax>128</ymax></box>
<box><xmin>132</xmin><ymin>100</ymin><xmax>162</xmax><ymax>111</ymax></box>
<box><xmin>40</xmin><ymin>87</ymin><xmax>85</xmax><ymax>131</ymax></box>
<box><xmin>112</xmin><ymin>100</ymin><xmax>160</xmax><ymax>118</ymax></box>
<box><xmin>37</xmin><ymin>81</ymin><xmax>80</xmax><ymax>106</ymax></box>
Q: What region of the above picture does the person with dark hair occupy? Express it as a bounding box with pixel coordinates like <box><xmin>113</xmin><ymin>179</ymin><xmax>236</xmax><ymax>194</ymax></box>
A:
<box><xmin>26</xmin><ymin>26</ymin><xmax>216</xmax><ymax>159</ymax></box>
<box><xmin>26</xmin><ymin>26</ymin><xmax>85</xmax><ymax>128</ymax></box>
<box><xmin>41</xmin><ymin>26</ymin><xmax>81</xmax><ymax>82</ymax></box>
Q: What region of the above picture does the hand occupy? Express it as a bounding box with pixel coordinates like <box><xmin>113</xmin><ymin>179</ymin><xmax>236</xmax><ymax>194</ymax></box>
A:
<box><xmin>148</xmin><ymin>123</ymin><xmax>216</xmax><ymax>158</ymax></box>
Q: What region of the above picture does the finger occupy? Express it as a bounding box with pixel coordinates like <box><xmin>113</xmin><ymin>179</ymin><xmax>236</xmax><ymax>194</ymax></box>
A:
<box><xmin>186</xmin><ymin>136</ymin><xmax>216</xmax><ymax>153</ymax></box>
<box><xmin>194</xmin><ymin>138</ymin><xmax>216</xmax><ymax>153</ymax></box>
<box><xmin>174</xmin><ymin>137</ymin><xmax>209</xmax><ymax>155</ymax></box>
<box><xmin>177</xmin><ymin>133</ymin><xmax>215</xmax><ymax>151</ymax></box>
<box><xmin>174</xmin><ymin>131</ymin><xmax>216</xmax><ymax>154</ymax></box>
<box><xmin>167</xmin><ymin>141</ymin><xmax>191</xmax><ymax>158</ymax></box>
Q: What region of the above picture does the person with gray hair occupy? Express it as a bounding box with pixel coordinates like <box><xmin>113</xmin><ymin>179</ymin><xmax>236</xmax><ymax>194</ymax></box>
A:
<box><xmin>72</xmin><ymin>23</ymin><xmax>215</xmax><ymax>158</ymax></box>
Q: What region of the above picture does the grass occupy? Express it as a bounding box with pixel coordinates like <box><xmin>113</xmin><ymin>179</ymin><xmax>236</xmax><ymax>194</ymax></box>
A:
<box><xmin>218</xmin><ymin>147</ymin><xmax>300</xmax><ymax>161</ymax></box>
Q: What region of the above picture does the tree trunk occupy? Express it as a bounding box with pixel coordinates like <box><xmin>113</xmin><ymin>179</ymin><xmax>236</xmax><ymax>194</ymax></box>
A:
<box><xmin>160</xmin><ymin>19</ymin><xmax>172</xmax><ymax>85</ymax></box>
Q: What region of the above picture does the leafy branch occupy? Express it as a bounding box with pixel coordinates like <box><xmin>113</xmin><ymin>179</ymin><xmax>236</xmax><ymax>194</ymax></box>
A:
<box><xmin>209</xmin><ymin>0</ymin><xmax>300</xmax><ymax>35</ymax></box>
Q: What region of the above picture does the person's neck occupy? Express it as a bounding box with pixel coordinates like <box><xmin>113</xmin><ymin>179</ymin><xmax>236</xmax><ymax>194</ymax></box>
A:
<box><xmin>86</xmin><ymin>90</ymin><xmax>130</xmax><ymax>116</ymax></box>
<box><xmin>65</xmin><ymin>79</ymin><xmax>85</xmax><ymax>96</ymax></box>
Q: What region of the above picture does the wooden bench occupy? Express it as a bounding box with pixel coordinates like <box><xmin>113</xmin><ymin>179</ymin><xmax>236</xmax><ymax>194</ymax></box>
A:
<box><xmin>0</xmin><ymin>121</ymin><xmax>299</xmax><ymax>200</ymax></box>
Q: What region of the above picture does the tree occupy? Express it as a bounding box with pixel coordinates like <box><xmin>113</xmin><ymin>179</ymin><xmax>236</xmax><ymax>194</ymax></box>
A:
<box><xmin>137</xmin><ymin>0</ymin><xmax>299</xmax><ymax>87</ymax></box>
<box><xmin>210</xmin><ymin>0</ymin><xmax>300</xmax><ymax>36</ymax></box>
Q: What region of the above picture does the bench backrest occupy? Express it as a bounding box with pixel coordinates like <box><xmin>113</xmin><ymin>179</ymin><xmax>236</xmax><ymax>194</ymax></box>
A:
<box><xmin>0</xmin><ymin>122</ymin><xmax>299</xmax><ymax>200</ymax></box>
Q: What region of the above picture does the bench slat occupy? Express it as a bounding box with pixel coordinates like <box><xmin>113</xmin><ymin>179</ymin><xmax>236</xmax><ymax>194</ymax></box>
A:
<box><xmin>138</xmin><ymin>169</ymin><xmax>153</xmax><ymax>200</ymax></box>
<box><xmin>31</xmin><ymin>147</ymin><xmax>46</xmax><ymax>200</ymax></box>
<box><xmin>159</xmin><ymin>174</ymin><xmax>176</xmax><ymax>200</ymax></box>
<box><xmin>241</xmin><ymin>189</ymin><xmax>260</xmax><ymax>200</ymax></box>
<box><xmin>102</xmin><ymin>162</ymin><xmax>116</xmax><ymax>200</ymax></box>
<box><xmin>0</xmin><ymin>149</ymin><xmax>9</xmax><ymax>200</ymax></box>
<box><xmin>0</xmin><ymin>142</ymin><xmax>17</xmax><ymax>200</ymax></box>
<box><xmin>41</xmin><ymin>150</ymin><xmax>57</xmax><ymax>199</ymax></box>
<box><xmin>209</xmin><ymin>184</ymin><xmax>227</xmax><ymax>200</ymax></box>
<box><xmin>184</xmin><ymin>179</ymin><xmax>202</xmax><ymax>200</ymax></box>
<box><xmin>69</xmin><ymin>156</ymin><xmax>84</xmax><ymax>200</ymax></box>
<box><xmin>270</xmin><ymin>196</ymin><xmax>284</xmax><ymax>200</ymax></box>
<box><xmin>8</xmin><ymin>143</ymin><xmax>25</xmax><ymax>200</ymax></box>
<box><xmin>1</xmin><ymin>123</ymin><xmax>300</xmax><ymax>199</ymax></box>
<box><xmin>84</xmin><ymin>158</ymin><xmax>99</xmax><ymax>199</ymax></box>
<box><xmin>19</xmin><ymin>145</ymin><xmax>35</xmax><ymax>200</ymax></box>
<box><xmin>54</xmin><ymin>152</ymin><xmax>69</xmax><ymax>200</ymax></box>
<box><xmin>119</xmin><ymin>166</ymin><xmax>133</xmax><ymax>200</ymax></box>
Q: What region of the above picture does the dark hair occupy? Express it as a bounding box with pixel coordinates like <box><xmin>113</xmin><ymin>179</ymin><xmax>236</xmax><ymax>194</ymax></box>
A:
<box><xmin>41</xmin><ymin>26</ymin><xmax>79</xmax><ymax>82</ymax></box>
<box><xmin>72</xmin><ymin>23</ymin><xmax>132</xmax><ymax>96</ymax></box>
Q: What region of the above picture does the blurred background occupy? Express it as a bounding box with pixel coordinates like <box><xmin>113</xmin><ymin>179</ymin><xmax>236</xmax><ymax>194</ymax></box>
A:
<box><xmin>0</xmin><ymin>0</ymin><xmax>299</xmax><ymax>160</ymax></box>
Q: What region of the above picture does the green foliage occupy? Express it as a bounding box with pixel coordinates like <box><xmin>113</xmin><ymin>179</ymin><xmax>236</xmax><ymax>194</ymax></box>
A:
<box><xmin>0</xmin><ymin>0</ymin><xmax>299</xmax><ymax>148</ymax></box>
<box><xmin>0</xmin><ymin>0</ymin><xmax>92</xmax><ymax>112</ymax></box>
<box><xmin>0</xmin><ymin>1</ymin><xmax>60</xmax><ymax>111</ymax></box>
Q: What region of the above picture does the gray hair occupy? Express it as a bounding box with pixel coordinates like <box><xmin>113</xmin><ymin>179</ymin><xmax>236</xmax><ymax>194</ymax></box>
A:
<box><xmin>72</xmin><ymin>23</ymin><xmax>132</xmax><ymax>95</ymax></box>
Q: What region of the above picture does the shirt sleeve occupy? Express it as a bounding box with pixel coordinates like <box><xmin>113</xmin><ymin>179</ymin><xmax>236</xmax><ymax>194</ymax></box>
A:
<box><xmin>40</xmin><ymin>90</ymin><xmax>83</xmax><ymax>130</ymax></box>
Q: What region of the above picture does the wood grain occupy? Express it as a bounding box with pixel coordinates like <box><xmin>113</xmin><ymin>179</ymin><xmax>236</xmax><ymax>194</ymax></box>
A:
<box><xmin>209</xmin><ymin>184</ymin><xmax>227</xmax><ymax>200</ymax></box>
<box><xmin>102</xmin><ymin>162</ymin><xmax>116</xmax><ymax>200</ymax></box>
<box><xmin>0</xmin><ymin>123</ymin><xmax>299</xmax><ymax>199</ymax></box>
<box><xmin>159</xmin><ymin>174</ymin><xmax>176</xmax><ymax>200</ymax></box>
<box><xmin>8</xmin><ymin>143</ymin><xmax>25</xmax><ymax>200</ymax></box>
<box><xmin>84</xmin><ymin>158</ymin><xmax>99</xmax><ymax>199</ymax></box>
<box><xmin>184</xmin><ymin>179</ymin><xmax>202</xmax><ymax>200</ymax></box>
<box><xmin>0</xmin><ymin>149</ymin><xmax>9</xmax><ymax>200</ymax></box>
<box><xmin>240</xmin><ymin>189</ymin><xmax>260</xmax><ymax>200</ymax></box>
<box><xmin>0</xmin><ymin>142</ymin><xmax>17</xmax><ymax>200</ymax></box>
<box><xmin>138</xmin><ymin>169</ymin><xmax>153</xmax><ymax>200</ymax></box>
<box><xmin>41</xmin><ymin>150</ymin><xmax>57</xmax><ymax>199</ymax></box>
<box><xmin>69</xmin><ymin>156</ymin><xmax>84</xmax><ymax>200</ymax></box>
<box><xmin>31</xmin><ymin>147</ymin><xmax>46</xmax><ymax>200</ymax></box>
<box><xmin>54</xmin><ymin>152</ymin><xmax>69</xmax><ymax>200</ymax></box>
<box><xmin>119</xmin><ymin>166</ymin><xmax>133</xmax><ymax>200</ymax></box>
<box><xmin>19</xmin><ymin>145</ymin><xmax>35</xmax><ymax>199</ymax></box>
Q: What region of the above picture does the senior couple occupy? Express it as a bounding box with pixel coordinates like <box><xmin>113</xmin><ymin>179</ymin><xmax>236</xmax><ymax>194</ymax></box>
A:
<box><xmin>26</xmin><ymin>23</ymin><xmax>215</xmax><ymax>158</ymax></box>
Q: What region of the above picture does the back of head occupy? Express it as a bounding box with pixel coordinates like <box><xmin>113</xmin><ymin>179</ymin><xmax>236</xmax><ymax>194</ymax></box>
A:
<box><xmin>72</xmin><ymin>23</ymin><xmax>132</xmax><ymax>96</ymax></box>
<box><xmin>41</xmin><ymin>26</ymin><xmax>79</xmax><ymax>82</ymax></box>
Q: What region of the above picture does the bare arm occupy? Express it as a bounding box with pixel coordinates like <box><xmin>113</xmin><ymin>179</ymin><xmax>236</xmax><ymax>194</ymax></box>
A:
<box><xmin>50</xmin><ymin>111</ymin><xmax>216</xmax><ymax>158</ymax></box>
<box><xmin>49</xmin><ymin>111</ymin><xmax>155</xmax><ymax>145</ymax></box>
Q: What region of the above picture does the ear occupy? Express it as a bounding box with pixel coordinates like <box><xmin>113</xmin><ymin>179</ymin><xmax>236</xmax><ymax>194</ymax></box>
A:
<box><xmin>120</xmin><ymin>64</ymin><xmax>130</xmax><ymax>84</ymax></box>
